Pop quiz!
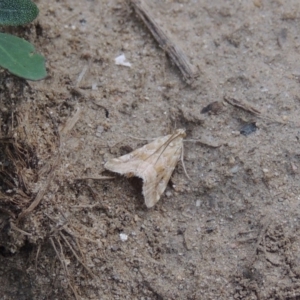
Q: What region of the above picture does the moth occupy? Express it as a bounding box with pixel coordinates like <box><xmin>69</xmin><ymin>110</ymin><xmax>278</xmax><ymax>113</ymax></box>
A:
<box><xmin>104</xmin><ymin>129</ymin><xmax>186</xmax><ymax>208</ymax></box>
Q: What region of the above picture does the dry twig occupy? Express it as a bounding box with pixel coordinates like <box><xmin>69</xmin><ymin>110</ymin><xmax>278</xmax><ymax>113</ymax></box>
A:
<box><xmin>248</xmin><ymin>217</ymin><xmax>272</xmax><ymax>265</ymax></box>
<box><xmin>35</xmin><ymin>243</ymin><xmax>41</xmax><ymax>273</ymax></box>
<box><xmin>224</xmin><ymin>96</ymin><xmax>291</xmax><ymax>125</ymax></box>
<box><xmin>78</xmin><ymin>176</ymin><xmax>115</xmax><ymax>180</ymax></box>
<box><xmin>50</xmin><ymin>237</ymin><xmax>80</xmax><ymax>300</ymax></box>
<box><xmin>130</xmin><ymin>0</ymin><xmax>198</xmax><ymax>84</ymax></box>
<box><xmin>46</xmin><ymin>212</ymin><xmax>95</xmax><ymax>277</ymax></box>
<box><xmin>224</xmin><ymin>96</ymin><xmax>261</xmax><ymax>116</ymax></box>
<box><xmin>60</xmin><ymin>231</ymin><xmax>94</xmax><ymax>277</ymax></box>
<box><xmin>10</xmin><ymin>222</ymin><xmax>32</xmax><ymax>236</ymax></box>
<box><xmin>18</xmin><ymin>154</ymin><xmax>61</xmax><ymax>220</ymax></box>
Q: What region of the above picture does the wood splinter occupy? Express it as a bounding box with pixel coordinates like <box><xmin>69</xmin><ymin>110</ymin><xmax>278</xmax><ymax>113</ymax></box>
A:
<box><xmin>130</xmin><ymin>0</ymin><xmax>198</xmax><ymax>84</ymax></box>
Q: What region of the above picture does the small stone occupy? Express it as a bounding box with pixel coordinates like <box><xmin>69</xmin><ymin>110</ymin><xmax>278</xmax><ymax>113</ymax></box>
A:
<box><xmin>228</xmin><ymin>156</ymin><xmax>235</xmax><ymax>165</ymax></box>
<box><xmin>240</xmin><ymin>122</ymin><xmax>257</xmax><ymax>136</ymax></box>
<box><xmin>119</xmin><ymin>233</ymin><xmax>128</xmax><ymax>242</ymax></box>
<box><xmin>111</xmin><ymin>245</ymin><xmax>119</xmax><ymax>252</ymax></box>
<box><xmin>96</xmin><ymin>126</ymin><xmax>104</xmax><ymax>137</ymax></box>
<box><xmin>229</xmin><ymin>165</ymin><xmax>239</xmax><ymax>173</ymax></box>
<box><xmin>165</xmin><ymin>191</ymin><xmax>172</xmax><ymax>197</ymax></box>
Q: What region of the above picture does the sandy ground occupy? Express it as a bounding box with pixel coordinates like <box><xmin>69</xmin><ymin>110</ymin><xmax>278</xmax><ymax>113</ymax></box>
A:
<box><xmin>2</xmin><ymin>0</ymin><xmax>300</xmax><ymax>299</ymax></box>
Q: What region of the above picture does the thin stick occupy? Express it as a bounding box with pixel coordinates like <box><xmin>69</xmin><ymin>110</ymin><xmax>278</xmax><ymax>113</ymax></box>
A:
<box><xmin>224</xmin><ymin>96</ymin><xmax>261</xmax><ymax>116</ymax></box>
<box><xmin>76</xmin><ymin>64</ymin><xmax>89</xmax><ymax>87</ymax></box>
<box><xmin>18</xmin><ymin>154</ymin><xmax>60</xmax><ymax>220</ymax></box>
<box><xmin>60</xmin><ymin>106</ymin><xmax>81</xmax><ymax>136</ymax></box>
<box><xmin>45</xmin><ymin>211</ymin><xmax>100</xmax><ymax>244</ymax></box>
<box><xmin>60</xmin><ymin>232</ymin><xmax>95</xmax><ymax>278</ymax></box>
<box><xmin>62</xmin><ymin>226</ymin><xmax>100</xmax><ymax>244</ymax></box>
<box><xmin>35</xmin><ymin>244</ymin><xmax>41</xmax><ymax>272</ymax></box>
<box><xmin>78</xmin><ymin>176</ymin><xmax>115</xmax><ymax>180</ymax></box>
<box><xmin>10</xmin><ymin>222</ymin><xmax>32</xmax><ymax>236</ymax></box>
<box><xmin>224</xmin><ymin>96</ymin><xmax>289</xmax><ymax>125</ymax></box>
<box><xmin>50</xmin><ymin>237</ymin><xmax>79</xmax><ymax>300</ymax></box>
<box><xmin>130</xmin><ymin>0</ymin><xmax>198</xmax><ymax>84</ymax></box>
<box><xmin>75</xmin><ymin>237</ymin><xmax>87</xmax><ymax>269</ymax></box>
<box><xmin>249</xmin><ymin>217</ymin><xmax>272</xmax><ymax>265</ymax></box>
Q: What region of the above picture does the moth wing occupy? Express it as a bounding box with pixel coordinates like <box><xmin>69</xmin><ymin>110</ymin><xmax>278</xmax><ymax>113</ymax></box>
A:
<box><xmin>104</xmin><ymin>157</ymin><xmax>140</xmax><ymax>175</ymax></box>
<box><xmin>144</xmin><ymin>141</ymin><xmax>183</xmax><ymax>208</ymax></box>
<box><xmin>105</xmin><ymin>158</ymin><xmax>158</xmax><ymax>207</ymax></box>
<box><xmin>104</xmin><ymin>129</ymin><xmax>185</xmax><ymax>208</ymax></box>
<box><xmin>104</xmin><ymin>133</ymin><xmax>172</xmax><ymax>169</ymax></box>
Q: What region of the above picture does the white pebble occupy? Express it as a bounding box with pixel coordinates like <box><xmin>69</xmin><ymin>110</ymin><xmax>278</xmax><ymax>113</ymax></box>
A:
<box><xmin>119</xmin><ymin>233</ymin><xmax>128</xmax><ymax>242</ymax></box>
<box><xmin>115</xmin><ymin>54</ymin><xmax>132</xmax><ymax>67</ymax></box>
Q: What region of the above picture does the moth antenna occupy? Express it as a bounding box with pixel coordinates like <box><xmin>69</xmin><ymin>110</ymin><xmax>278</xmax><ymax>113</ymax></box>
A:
<box><xmin>180</xmin><ymin>144</ymin><xmax>195</xmax><ymax>182</ymax></box>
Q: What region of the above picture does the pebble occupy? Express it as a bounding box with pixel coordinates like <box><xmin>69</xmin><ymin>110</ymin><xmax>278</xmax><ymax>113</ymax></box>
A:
<box><xmin>119</xmin><ymin>233</ymin><xmax>128</xmax><ymax>242</ymax></box>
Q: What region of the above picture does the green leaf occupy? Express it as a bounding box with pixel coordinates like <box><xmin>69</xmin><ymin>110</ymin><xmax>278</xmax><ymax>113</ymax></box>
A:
<box><xmin>0</xmin><ymin>0</ymin><xmax>39</xmax><ymax>26</ymax></box>
<box><xmin>0</xmin><ymin>33</ymin><xmax>46</xmax><ymax>81</ymax></box>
